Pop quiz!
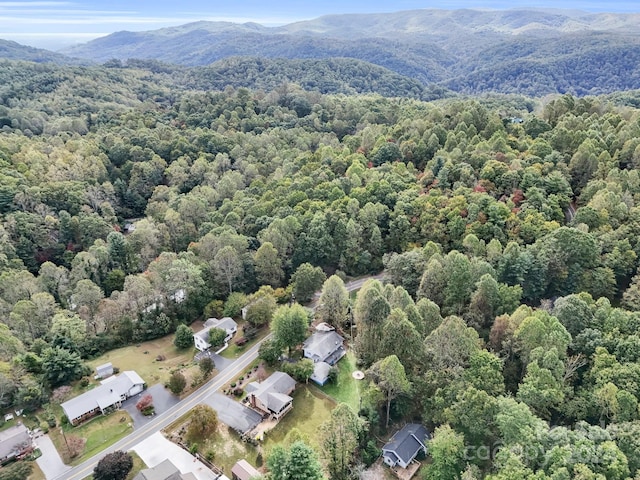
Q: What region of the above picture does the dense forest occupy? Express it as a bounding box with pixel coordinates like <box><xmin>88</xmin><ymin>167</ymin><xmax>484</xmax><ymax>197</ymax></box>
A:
<box><xmin>3</xmin><ymin>58</ymin><xmax>640</xmax><ymax>479</ymax></box>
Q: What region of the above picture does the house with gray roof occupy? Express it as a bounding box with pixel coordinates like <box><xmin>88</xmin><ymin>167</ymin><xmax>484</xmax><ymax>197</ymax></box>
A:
<box><xmin>61</xmin><ymin>371</ymin><xmax>146</xmax><ymax>426</ymax></box>
<box><xmin>303</xmin><ymin>330</ymin><xmax>345</xmax><ymax>385</ymax></box>
<box><xmin>382</xmin><ymin>423</ymin><xmax>430</xmax><ymax>469</ymax></box>
<box><xmin>0</xmin><ymin>423</ymin><xmax>31</xmax><ymax>464</ymax></box>
<box><xmin>246</xmin><ymin>371</ymin><xmax>296</xmax><ymax>420</ymax></box>
<box><xmin>194</xmin><ymin>317</ymin><xmax>238</xmax><ymax>352</ymax></box>
<box><xmin>133</xmin><ymin>458</ymin><xmax>196</xmax><ymax>480</ymax></box>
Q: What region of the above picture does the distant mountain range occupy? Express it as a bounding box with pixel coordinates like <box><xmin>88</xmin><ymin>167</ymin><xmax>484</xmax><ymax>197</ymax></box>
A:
<box><xmin>6</xmin><ymin>9</ymin><xmax>640</xmax><ymax>97</ymax></box>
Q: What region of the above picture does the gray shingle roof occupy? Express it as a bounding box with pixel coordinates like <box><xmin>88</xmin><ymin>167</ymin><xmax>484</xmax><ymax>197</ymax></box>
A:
<box><xmin>133</xmin><ymin>459</ymin><xmax>197</xmax><ymax>480</ymax></box>
<box><xmin>250</xmin><ymin>372</ymin><xmax>295</xmax><ymax>413</ymax></box>
<box><xmin>303</xmin><ymin>331</ymin><xmax>344</xmax><ymax>363</ymax></box>
<box><xmin>382</xmin><ymin>423</ymin><xmax>430</xmax><ymax>465</ymax></box>
<box><xmin>61</xmin><ymin>371</ymin><xmax>145</xmax><ymax>422</ymax></box>
<box><xmin>310</xmin><ymin>361</ymin><xmax>332</xmax><ymax>385</ymax></box>
<box><xmin>0</xmin><ymin>423</ymin><xmax>30</xmax><ymax>460</ymax></box>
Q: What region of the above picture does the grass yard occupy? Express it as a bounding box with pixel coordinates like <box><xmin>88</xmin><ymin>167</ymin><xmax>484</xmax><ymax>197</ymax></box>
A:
<box><xmin>86</xmin><ymin>334</ymin><xmax>196</xmax><ymax>387</ymax></box>
<box><xmin>28</xmin><ymin>461</ymin><xmax>46</xmax><ymax>480</ymax></box>
<box><xmin>51</xmin><ymin>412</ymin><xmax>134</xmax><ymax>465</ymax></box>
<box><xmin>219</xmin><ymin>322</ymin><xmax>269</xmax><ymax>360</ymax></box>
<box><xmin>320</xmin><ymin>351</ymin><xmax>361</xmax><ymax>411</ymax></box>
<box><xmin>263</xmin><ymin>385</ymin><xmax>336</xmax><ymax>452</ymax></box>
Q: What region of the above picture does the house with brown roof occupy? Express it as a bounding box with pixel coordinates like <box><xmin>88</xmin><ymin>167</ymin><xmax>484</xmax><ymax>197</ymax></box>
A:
<box><xmin>231</xmin><ymin>459</ymin><xmax>261</xmax><ymax>480</ymax></box>
<box><xmin>245</xmin><ymin>372</ymin><xmax>296</xmax><ymax>420</ymax></box>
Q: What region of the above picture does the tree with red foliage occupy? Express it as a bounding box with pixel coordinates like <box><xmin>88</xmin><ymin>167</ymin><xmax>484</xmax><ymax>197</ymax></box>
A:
<box><xmin>136</xmin><ymin>393</ymin><xmax>154</xmax><ymax>415</ymax></box>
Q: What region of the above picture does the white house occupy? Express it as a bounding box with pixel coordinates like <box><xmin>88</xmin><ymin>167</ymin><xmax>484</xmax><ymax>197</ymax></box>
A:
<box><xmin>193</xmin><ymin>317</ymin><xmax>238</xmax><ymax>352</ymax></box>
<box><xmin>61</xmin><ymin>371</ymin><xmax>146</xmax><ymax>426</ymax></box>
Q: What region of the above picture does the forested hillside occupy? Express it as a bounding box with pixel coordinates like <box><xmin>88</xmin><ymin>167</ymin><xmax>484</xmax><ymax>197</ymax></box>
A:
<box><xmin>2</xmin><ymin>59</ymin><xmax>640</xmax><ymax>478</ymax></box>
<box><xmin>57</xmin><ymin>8</ymin><xmax>640</xmax><ymax>96</ymax></box>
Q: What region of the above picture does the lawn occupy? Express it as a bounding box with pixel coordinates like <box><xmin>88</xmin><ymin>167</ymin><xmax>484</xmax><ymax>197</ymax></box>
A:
<box><xmin>51</xmin><ymin>412</ymin><xmax>134</xmax><ymax>465</ymax></box>
<box><xmin>263</xmin><ymin>385</ymin><xmax>336</xmax><ymax>452</ymax></box>
<box><xmin>86</xmin><ymin>334</ymin><xmax>196</xmax><ymax>387</ymax></box>
<box><xmin>28</xmin><ymin>461</ymin><xmax>45</xmax><ymax>480</ymax></box>
<box><xmin>219</xmin><ymin>321</ymin><xmax>269</xmax><ymax>360</ymax></box>
<box><xmin>320</xmin><ymin>351</ymin><xmax>361</xmax><ymax>411</ymax></box>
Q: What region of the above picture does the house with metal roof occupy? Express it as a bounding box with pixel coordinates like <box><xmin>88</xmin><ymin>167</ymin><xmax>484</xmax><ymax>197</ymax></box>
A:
<box><xmin>231</xmin><ymin>459</ymin><xmax>261</xmax><ymax>480</ymax></box>
<box><xmin>245</xmin><ymin>371</ymin><xmax>296</xmax><ymax>420</ymax></box>
<box><xmin>382</xmin><ymin>423</ymin><xmax>430</xmax><ymax>469</ymax></box>
<box><xmin>61</xmin><ymin>371</ymin><xmax>146</xmax><ymax>426</ymax></box>
<box><xmin>0</xmin><ymin>423</ymin><xmax>31</xmax><ymax>464</ymax></box>
<box><xmin>193</xmin><ymin>317</ymin><xmax>238</xmax><ymax>352</ymax></box>
<box><xmin>302</xmin><ymin>330</ymin><xmax>346</xmax><ymax>385</ymax></box>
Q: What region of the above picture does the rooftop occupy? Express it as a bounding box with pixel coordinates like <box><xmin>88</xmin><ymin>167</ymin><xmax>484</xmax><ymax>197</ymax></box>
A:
<box><xmin>383</xmin><ymin>423</ymin><xmax>430</xmax><ymax>466</ymax></box>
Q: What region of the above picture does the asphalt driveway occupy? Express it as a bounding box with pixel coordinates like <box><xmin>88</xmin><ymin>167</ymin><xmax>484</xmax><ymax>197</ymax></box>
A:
<box><xmin>122</xmin><ymin>383</ymin><xmax>180</xmax><ymax>428</ymax></box>
<box><xmin>202</xmin><ymin>393</ymin><xmax>262</xmax><ymax>434</ymax></box>
<box><xmin>194</xmin><ymin>351</ymin><xmax>234</xmax><ymax>371</ymax></box>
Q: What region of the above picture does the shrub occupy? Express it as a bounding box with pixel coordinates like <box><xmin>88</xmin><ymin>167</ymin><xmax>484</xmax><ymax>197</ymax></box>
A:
<box><xmin>79</xmin><ymin>378</ymin><xmax>90</xmax><ymax>388</ymax></box>
<box><xmin>168</xmin><ymin>372</ymin><xmax>187</xmax><ymax>395</ymax></box>
<box><xmin>136</xmin><ymin>394</ymin><xmax>153</xmax><ymax>412</ymax></box>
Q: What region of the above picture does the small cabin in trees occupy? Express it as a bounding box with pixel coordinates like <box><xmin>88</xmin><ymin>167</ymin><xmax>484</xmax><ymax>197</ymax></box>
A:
<box><xmin>382</xmin><ymin>423</ymin><xmax>430</xmax><ymax>469</ymax></box>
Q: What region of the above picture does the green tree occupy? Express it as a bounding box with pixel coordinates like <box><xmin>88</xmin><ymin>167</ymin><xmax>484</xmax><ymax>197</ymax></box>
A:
<box><xmin>93</xmin><ymin>451</ymin><xmax>133</xmax><ymax>480</ymax></box>
<box><xmin>319</xmin><ymin>403</ymin><xmax>366</xmax><ymax>480</ymax></box>
<box><xmin>423</xmin><ymin>425</ymin><xmax>466</xmax><ymax>480</ymax></box>
<box><xmin>291</xmin><ymin>263</ymin><xmax>326</xmax><ymax>303</ymax></box>
<box><xmin>208</xmin><ymin>327</ymin><xmax>228</xmax><ymax>349</ymax></box>
<box><xmin>174</xmin><ymin>324</ymin><xmax>194</xmax><ymax>349</ymax></box>
<box><xmin>245</xmin><ymin>289</ymin><xmax>277</xmax><ymax>327</ymax></box>
<box><xmin>41</xmin><ymin>347</ymin><xmax>86</xmax><ymax>388</ymax></box>
<box><xmin>271</xmin><ymin>304</ymin><xmax>308</xmax><ymax>355</ymax></box>
<box><xmin>254</xmin><ymin>241</ymin><xmax>284</xmax><ymax>287</ymax></box>
<box><xmin>186</xmin><ymin>404</ymin><xmax>218</xmax><ymax>441</ymax></box>
<box><xmin>367</xmin><ymin>354</ymin><xmax>411</xmax><ymax>428</ymax></box>
<box><xmin>199</xmin><ymin>357</ymin><xmax>214</xmax><ymax>378</ymax></box>
<box><xmin>317</xmin><ymin>275</ymin><xmax>349</xmax><ymax>327</ymax></box>
<box><xmin>168</xmin><ymin>371</ymin><xmax>187</xmax><ymax>395</ymax></box>
<box><xmin>267</xmin><ymin>440</ymin><xmax>324</xmax><ymax>480</ymax></box>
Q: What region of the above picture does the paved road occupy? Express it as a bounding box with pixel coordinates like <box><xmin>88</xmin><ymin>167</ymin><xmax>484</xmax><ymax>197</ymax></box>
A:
<box><xmin>54</xmin><ymin>272</ymin><xmax>382</xmax><ymax>480</ymax></box>
<box><xmin>53</xmin><ymin>338</ymin><xmax>266</xmax><ymax>480</ymax></box>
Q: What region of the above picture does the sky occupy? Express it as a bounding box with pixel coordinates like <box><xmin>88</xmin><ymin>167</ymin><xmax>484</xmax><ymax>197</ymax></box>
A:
<box><xmin>1</xmin><ymin>1</ymin><xmax>639</xmax><ymax>50</ymax></box>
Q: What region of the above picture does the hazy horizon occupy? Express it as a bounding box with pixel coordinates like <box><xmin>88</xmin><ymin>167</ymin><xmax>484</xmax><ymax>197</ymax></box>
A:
<box><xmin>1</xmin><ymin>1</ymin><xmax>639</xmax><ymax>50</ymax></box>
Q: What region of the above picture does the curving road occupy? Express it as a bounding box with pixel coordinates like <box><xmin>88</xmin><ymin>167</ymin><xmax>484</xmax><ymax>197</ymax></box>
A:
<box><xmin>55</xmin><ymin>273</ymin><xmax>383</xmax><ymax>480</ymax></box>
